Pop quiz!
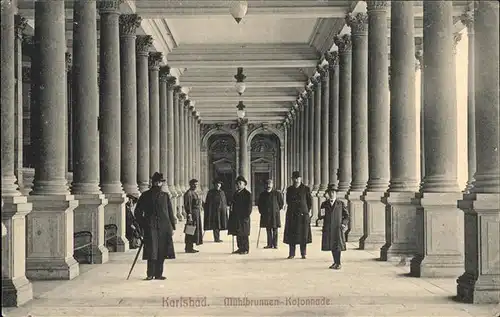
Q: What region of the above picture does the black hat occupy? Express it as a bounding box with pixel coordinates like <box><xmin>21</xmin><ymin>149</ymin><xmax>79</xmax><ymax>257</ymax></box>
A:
<box><xmin>235</xmin><ymin>175</ymin><xmax>247</xmax><ymax>185</ymax></box>
<box><xmin>264</xmin><ymin>179</ymin><xmax>273</xmax><ymax>184</ymax></box>
<box><xmin>189</xmin><ymin>179</ymin><xmax>199</xmax><ymax>185</ymax></box>
<box><xmin>291</xmin><ymin>171</ymin><xmax>301</xmax><ymax>179</ymax></box>
<box><xmin>213</xmin><ymin>179</ymin><xmax>223</xmax><ymax>185</ymax></box>
<box><xmin>126</xmin><ymin>193</ymin><xmax>139</xmax><ymax>202</ymax></box>
<box><xmin>326</xmin><ymin>184</ymin><xmax>337</xmax><ymax>193</ymax></box>
<box><xmin>151</xmin><ymin>172</ymin><xmax>166</xmax><ymax>182</ymax></box>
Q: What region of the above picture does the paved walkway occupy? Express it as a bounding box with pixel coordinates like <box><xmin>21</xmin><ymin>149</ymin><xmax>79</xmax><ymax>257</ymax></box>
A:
<box><xmin>4</xmin><ymin>209</ymin><xmax>499</xmax><ymax>317</ymax></box>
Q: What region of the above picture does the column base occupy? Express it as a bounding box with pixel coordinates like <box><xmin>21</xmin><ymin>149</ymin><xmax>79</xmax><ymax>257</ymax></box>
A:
<box><xmin>2</xmin><ymin>276</ymin><xmax>33</xmax><ymax>307</ymax></box>
<box><xmin>311</xmin><ymin>191</ymin><xmax>320</xmax><ymax>225</ymax></box>
<box><xmin>138</xmin><ymin>182</ymin><xmax>149</xmax><ymax>193</ymax></box>
<box><xmin>122</xmin><ymin>184</ymin><xmax>140</xmax><ymax>196</ymax></box>
<box><xmin>346</xmin><ymin>191</ymin><xmax>365</xmax><ymax>243</ymax></box>
<box><xmin>312</xmin><ymin>190</ymin><xmax>324</xmax><ymax>226</ymax></box>
<box><xmin>456</xmin><ymin>193</ymin><xmax>500</xmax><ymax>304</ymax></box>
<box><xmin>177</xmin><ymin>193</ymin><xmax>184</xmax><ymax>221</ymax></box>
<box><xmin>359</xmin><ymin>191</ymin><xmax>386</xmax><ymax>250</ymax></box>
<box><xmin>26</xmin><ymin>194</ymin><xmax>79</xmax><ymax>280</ymax></box>
<box><xmin>380</xmin><ymin>192</ymin><xmax>419</xmax><ymax>264</ymax></box>
<box><xmin>103</xmin><ymin>192</ymin><xmax>128</xmax><ymax>253</ymax></box>
<box><xmin>73</xmin><ymin>193</ymin><xmax>109</xmax><ymax>264</ymax></box>
<box><xmin>410</xmin><ymin>192</ymin><xmax>464</xmax><ymax>278</ymax></box>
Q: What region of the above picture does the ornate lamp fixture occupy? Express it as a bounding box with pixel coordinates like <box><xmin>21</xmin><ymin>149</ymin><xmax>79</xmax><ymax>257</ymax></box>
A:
<box><xmin>236</xmin><ymin>101</ymin><xmax>246</xmax><ymax>119</ymax></box>
<box><xmin>234</xmin><ymin>67</ymin><xmax>246</xmax><ymax>95</ymax></box>
<box><xmin>230</xmin><ymin>1</ymin><xmax>248</xmax><ymax>24</ymax></box>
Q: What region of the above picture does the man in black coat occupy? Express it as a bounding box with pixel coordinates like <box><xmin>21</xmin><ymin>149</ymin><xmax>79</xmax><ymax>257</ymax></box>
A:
<box><xmin>184</xmin><ymin>179</ymin><xmax>203</xmax><ymax>253</ymax></box>
<box><xmin>257</xmin><ymin>179</ymin><xmax>284</xmax><ymax>249</ymax></box>
<box><xmin>284</xmin><ymin>171</ymin><xmax>312</xmax><ymax>259</ymax></box>
<box><xmin>203</xmin><ymin>179</ymin><xmax>228</xmax><ymax>243</ymax></box>
<box><xmin>319</xmin><ymin>184</ymin><xmax>349</xmax><ymax>269</ymax></box>
<box><xmin>134</xmin><ymin>172</ymin><xmax>176</xmax><ymax>280</ymax></box>
<box><xmin>227</xmin><ymin>175</ymin><xmax>252</xmax><ymax>254</ymax></box>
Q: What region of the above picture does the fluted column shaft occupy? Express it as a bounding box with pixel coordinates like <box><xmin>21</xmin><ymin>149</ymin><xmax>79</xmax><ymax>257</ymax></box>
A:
<box><xmin>380</xmin><ymin>1</ymin><xmax>419</xmax><ymax>262</ymax></box>
<box><xmin>14</xmin><ymin>15</ymin><xmax>27</xmax><ymax>190</ymax></box>
<box><xmin>166</xmin><ymin>75</ymin><xmax>176</xmax><ymax>194</ymax></box>
<box><xmin>335</xmin><ymin>35</ymin><xmax>352</xmax><ymax>195</ymax></box>
<box><xmin>457</xmin><ymin>1</ymin><xmax>500</xmax><ymax>304</ymax></box>
<box><xmin>319</xmin><ymin>68</ymin><xmax>329</xmax><ymax>191</ymax></box>
<box><xmin>136</xmin><ymin>35</ymin><xmax>152</xmax><ymax>192</ymax></box>
<box><xmin>119</xmin><ymin>14</ymin><xmax>141</xmax><ymax>195</ymax></box>
<box><xmin>183</xmin><ymin>103</ymin><xmax>190</xmax><ymax>186</ymax></box>
<box><xmin>326</xmin><ymin>53</ymin><xmax>340</xmax><ymax>188</ymax></box>
<box><xmin>158</xmin><ymin>66</ymin><xmax>169</xmax><ymax>192</ymax></box>
<box><xmin>239</xmin><ymin>120</ymin><xmax>249</xmax><ymax>180</ymax></box>
<box><xmin>410</xmin><ymin>1</ymin><xmax>463</xmax><ymax>278</ymax></box>
<box><xmin>148</xmin><ymin>52</ymin><xmax>161</xmax><ymax>176</ymax></box>
<box><xmin>179</xmin><ymin>94</ymin><xmax>186</xmax><ymax>190</ymax></box>
<box><xmin>301</xmin><ymin>102</ymin><xmax>308</xmax><ymax>184</ymax></box>
<box><xmin>313</xmin><ymin>81</ymin><xmax>321</xmax><ymax>192</ymax></box>
<box><xmin>173</xmin><ymin>88</ymin><xmax>181</xmax><ymax>195</ymax></box>
<box><xmin>307</xmin><ymin>92</ymin><xmax>315</xmax><ymax>188</ymax></box>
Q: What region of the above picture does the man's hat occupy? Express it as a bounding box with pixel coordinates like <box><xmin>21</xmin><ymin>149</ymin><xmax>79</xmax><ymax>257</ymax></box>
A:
<box><xmin>291</xmin><ymin>171</ymin><xmax>301</xmax><ymax>179</ymax></box>
<box><xmin>189</xmin><ymin>178</ymin><xmax>199</xmax><ymax>185</ymax></box>
<box><xmin>235</xmin><ymin>175</ymin><xmax>247</xmax><ymax>185</ymax></box>
<box><xmin>326</xmin><ymin>184</ymin><xmax>337</xmax><ymax>193</ymax></box>
<box><xmin>126</xmin><ymin>193</ymin><xmax>139</xmax><ymax>202</ymax></box>
<box><xmin>151</xmin><ymin>172</ymin><xmax>166</xmax><ymax>182</ymax></box>
<box><xmin>264</xmin><ymin>179</ymin><xmax>273</xmax><ymax>184</ymax></box>
<box><xmin>213</xmin><ymin>179</ymin><xmax>223</xmax><ymax>185</ymax></box>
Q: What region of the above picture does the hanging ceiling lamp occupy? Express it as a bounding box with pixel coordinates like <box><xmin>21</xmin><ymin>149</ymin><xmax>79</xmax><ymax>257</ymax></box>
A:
<box><xmin>230</xmin><ymin>1</ymin><xmax>248</xmax><ymax>24</ymax></box>
<box><xmin>236</xmin><ymin>101</ymin><xmax>246</xmax><ymax>119</ymax></box>
<box><xmin>234</xmin><ymin>67</ymin><xmax>247</xmax><ymax>95</ymax></box>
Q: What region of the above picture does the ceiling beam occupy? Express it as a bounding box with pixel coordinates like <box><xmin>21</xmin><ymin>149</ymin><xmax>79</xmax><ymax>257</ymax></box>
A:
<box><xmin>188</xmin><ymin>96</ymin><xmax>295</xmax><ymax>103</ymax></box>
<box><xmin>199</xmin><ymin>108</ymin><xmax>289</xmax><ymax>113</ymax></box>
<box><xmin>167</xmin><ymin>60</ymin><xmax>318</xmax><ymax>69</ymax></box>
<box><xmin>180</xmin><ymin>81</ymin><xmax>304</xmax><ymax>89</ymax></box>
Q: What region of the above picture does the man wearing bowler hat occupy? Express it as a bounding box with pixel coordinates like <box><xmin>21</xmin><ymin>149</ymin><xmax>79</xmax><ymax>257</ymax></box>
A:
<box><xmin>134</xmin><ymin>172</ymin><xmax>176</xmax><ymax>280</ymax></box>
<box><xmin>203</xmin><ymin>179</ymin><xmax>229</xmax><ymax>243</ymax></box>
<box><xmin>228</xmin><ymin>176</ymin><xmax>252</xmax><ymax>254</ymax></box>
<box><xmin>284</xmin><ymin>171</ymin><xmax>312</xmax><ymax>259</ymax></box>
<box><xmin>257</xmin><ymin>179</ymin><xmax>284</xmax><ymax>249</ymax></box>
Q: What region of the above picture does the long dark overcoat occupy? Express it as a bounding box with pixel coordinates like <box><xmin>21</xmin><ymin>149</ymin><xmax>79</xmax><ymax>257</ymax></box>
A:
<box><xmin>320</xmin><ymin>199</ymin><xmax>349</xmax><ymax>251</ymax></box>
<box><xmin>134</xmin><ymin>187</ymin><xmax>176</xmax><ymax>260</ymax></box>
<box><xmin>203</xmin><ymin>189</ymin><xmax>228</xmax><ymax>230</ymax></box>
<box><xmin>227</xmin><ymin>188</ymin><xmax>252</xmax><ymax>236</ymax></box>
<box><xmin>184</xmin><ymin>189</ymin><xmax>203</xmax><ymax>245</ymax></box>
<box><xmin>283</xmin><ymin>184</ymin><xmax>312</xmax><ymax>245</ymax></box>
<box><xmin>257</xmin><ymin>190</ymin><xmax>284</xmax><ymax>228</ymax></box>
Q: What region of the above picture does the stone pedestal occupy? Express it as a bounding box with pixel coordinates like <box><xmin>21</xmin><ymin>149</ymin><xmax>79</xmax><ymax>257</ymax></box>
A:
<box><xmin>26</xmin><ymin>195</ymin><xmax>80</xmax><ymax>280</ymax></box>
<box><xmin>346</xmin><ymin>191</ymin><xmax>364</xmax><ymax>243</ymax></box>
<box><xmin>359</xmin><ymin>191</ymin><xmax>386</xmax><ymax>250</ymax></box>
<box><xmin>410</xmin><ymin>193</ymin><xmax>464</xmax><ymax>277</ymax></box>
<box><xmin>456</xmin><ymin>193</ymin><xmax>500</xmax><ymax>304</ymax></box>
<box><xmin>380</xmin><ymin>192</ymin><xmax>418</xmax><ymax>264</ymax></box>
<box><xmin>2</xmin><ymin>196</ymin><xmax>33</xmax><ymax>307</ymax></box>
<box><xmin>73</xmin><ymin>194</ymin><xmax>109</xmax><ymax>264</ymax></box>
<box><xmin>103</xmin><ymin>193</ymin><xmax>128</xmax><ymax>252</ymax></box>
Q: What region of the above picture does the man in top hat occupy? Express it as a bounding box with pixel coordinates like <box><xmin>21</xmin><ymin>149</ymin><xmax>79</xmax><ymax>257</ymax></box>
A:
<box><xmin>203</xmin><ymin>179</ymin><xmax>229</xmax><ymax>243</ymax></box>
<box><xmin>319</xmin><ymin>184</ymin><xmax>349</xmax><ymax>269</ymax></box>
<box><xmin>284</xmin><ymin>171</ymin><xmax>313</xmax><ymax>259</ymax></box>
<box><xmin>184</xmin><ymin>179</ymin><xmax>203</xmax><ymax>253</ymax></box>
<box><xmin>134</xmin><ymin>172</ymin><xmax>176</xmax><ymax>280</ymax></box>
<box><xmin>257</xmin><ymin>179</ymin><xmax>284</xmax><ymax>249</ymax></box>
<box><xmin>228</xmin><ymin>176</ymin><xmax>252</xmax><ymax>254</ymax></box>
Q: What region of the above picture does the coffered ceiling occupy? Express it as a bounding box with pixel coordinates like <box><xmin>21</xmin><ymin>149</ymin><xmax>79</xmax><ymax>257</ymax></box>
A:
<box><xmin>16</xmin><ymin>0</ymin><xmax>470</xmax><ymax>124</ymax></box>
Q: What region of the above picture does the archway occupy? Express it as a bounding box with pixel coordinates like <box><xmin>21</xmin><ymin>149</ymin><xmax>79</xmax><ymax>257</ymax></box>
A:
<box><xmin>207</xmin><ymin>134</ymin><xmax>237</xmax><ymax>202</ymax></box>
<box><xmin>250</xmin><ymin>134</ymin><xmax>281</xmax><ymax>203</ymax></box>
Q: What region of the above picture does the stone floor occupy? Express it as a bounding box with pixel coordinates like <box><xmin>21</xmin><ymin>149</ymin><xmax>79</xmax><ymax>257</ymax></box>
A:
<box><xmin>3</xmin><ymin>209</ymin><xmax>500</xmax><ymax>317</ymax></box>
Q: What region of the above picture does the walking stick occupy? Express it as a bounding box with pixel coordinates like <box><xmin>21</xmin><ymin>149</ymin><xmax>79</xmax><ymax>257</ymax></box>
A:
<box><xmin>232</xmin><ymin>235</ymin><xmax>235</xmax><ymax>253</ymax></box>
<box><xmin>256</xmin><ymin>227</ymin><xmax>261</xmax><ymax>248</ymax></box>
<box><xmin>126</xmin><ymin>239</ymin><xmax>143</xmax><ymax>280</ymax></box>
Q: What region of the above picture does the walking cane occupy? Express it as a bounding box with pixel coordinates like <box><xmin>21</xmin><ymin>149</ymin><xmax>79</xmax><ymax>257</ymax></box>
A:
<box><xmin>232</xmin><ymin>235</ymin><xmax>235</xmax><ymax>253</ymax></box>
<box><xmin>126</xmin><ymin>239</ymin><xmax>143</xmax><ymax>280</ymax></box>
<box><xmin>256</xmin><ymin>227</ymin><xmax>261</xmax><ymax>248</ymax></box>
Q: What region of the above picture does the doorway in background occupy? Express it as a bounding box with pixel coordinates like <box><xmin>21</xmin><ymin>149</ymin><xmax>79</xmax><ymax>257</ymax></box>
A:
<box><xmin>253</xmin><ymin>172</ymin><xmax>270</xmax><ymax>204</ymax></box>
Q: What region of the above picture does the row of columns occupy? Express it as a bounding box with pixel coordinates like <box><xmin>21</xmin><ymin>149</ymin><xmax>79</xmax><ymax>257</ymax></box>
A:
<box><xmin>1</xmin><ymin>0</ymin><xmax>202</xmax><ymax>306</ymax></box>
<box><xmin>284</xmin><ymin>1</ymin><xmax>499</xmax><ymax>304</ymax></box>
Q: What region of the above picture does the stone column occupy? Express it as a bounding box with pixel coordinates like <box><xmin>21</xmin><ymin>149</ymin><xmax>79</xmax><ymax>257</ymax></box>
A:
<box><xmin>178</xmin><ymin>92</ymin><xmax>187</xmax><ymax>192</ymax></box>
<box><xmin>136</xmin><ymin>35</ymin><xmax>152</xmax><ymax>192</ymax></box>
<box><xmin>166</xmin><ymin>75</ymin><xmax>177</xmax><ymax>197</ymax></box>
<box><xmin>281</xmin><ymin>122</ymin><xmax>288</xmax><ymax>191</ymax></box>
<box><xmin>294</xmin><ymin>108</ymin><xmax>300</xmax><ymax>174</ymax></box>
<box><xmin>312</xmin><ymin>75</ymin><xmax>323</xmax><ymax>224</ymax></box>
<box><xmin>186</xmin><ymin>100</ymin><xmax>193</xmax><ymax>182</ymax></box>
<box><xmin>148</xmin><ymin>52</ymin><xmax>162</xmax><ymax>176</ymax></box>
<box><xmin>98</xmin><ymin>0</ymin><xmax>127</xmax><ymax>253</ymax></box>
<box><xmin>416</xmin><ymin>48</ymin><xmax>425</xmax><ymax>182</ymax></box>
<box><xmin>460</xmin><ymin>11</ymin><xmax>476</xmax><ymax>193</ymax></box>
<box><xmin>26</xmin><ymin>0</ymin><xmax>79</xmax><ymax>279</ymax></box>
<box><xmin>334</xmin><ymin>34</ymin><xmax>352</xmax><ymax>205</ymax></box>
<box><xmin>173</xmin><ymin>87</ymin><xmax>183</xmax><ymax>220</ymax></box>
<box><xmin>457</xmin><ymin>1</ymin><xmax>500</xmax><ymax>304</ymax></box>
<box><xmin>238</xmin><ymin>119</ymin><xmax>249</xmax><ymax>181</ymax></box>
<box><xmin>300</xmin><ymin>100</ymin><xmax>308</xmax><ymax>185</ymax></box>
<box><xmin>119</xmin><ymin>14</ymin><xmax>141</xmax><ymax>195</ymax></box>
<box><xmin>361</xmin><ymin>1</ymin><xmax>390</xmax><ymax>250</ymax></box>
<box><xmin>65</xmin><ymin>52</ymin><xmax>73</xmax><ymax>177</ymax></box>
<box><xmin>14</xmin><ymin>15</ymin><xmax>27</xmax><ymax>190</ymax></box>
<box><xmin>1</xmin><ymin>1</ymin><xmax>33</xmax><ymax>305</ymax></box>
<box><xmin>159</xmin><ymin>66</ymin><xmax>170</xmax><ymax>193</ymax></box>
<box><xmin>71</xmin><ymin>0</ymin><xmax>109</xmax><ymax>264</ymax></box>
<box><xmin>410</xmin><ymin>1</ymin><xmax>463</xmax><ymax>278</ymax></box>
<box><xmin>346</xmin><ymin>13</ymin><xmax>369</xmax><ymax>244</ymax></box>
<box><xmin>326</xmin><ymin>52</ymin><xmax>339</xmax><ymax>188</ymax></box>
<box><xmin>183</xmin><ymin>99</ymin><xmax>190</xmax><ymax>191</ymax></box>
<box><xmin>307</xmin><ymin>91</ymin><xmax>315</xmax><ymax>191</ymax></box>
<box><xmin>319</xmin><ymin>64</ymin><xmax>330</xmax><ymax>196</ymax></box>
<box><xmin>381</xmin><ymin>1</ymin><xmax>419</xmax><ymax>264</ymax></box>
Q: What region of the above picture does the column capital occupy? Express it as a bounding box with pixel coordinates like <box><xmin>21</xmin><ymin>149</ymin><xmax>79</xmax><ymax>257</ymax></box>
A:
<box><xmin>325</xmin><ymin>51</ymin><xmax>339</xmax><ymax>71</ymax></box>
<box><xmin>460</xmin><ymin>9</ymin><xmax>474</xmax><ymax>31</ymax></box>
<box><xmin>14</xmin><ymin>15</ymin><xmax>28</xmax><ymax>38</ymax></box>
<box><xmin>237</xmin><ymin>118</ymin><xmax>248</xmax><ymax>127</ymax></box>
<box><xmin>166</xmin><ymin>76</ymin><xmax>177</xmax><ymax>89</ymax></box>
<box><xmin>453</xmin><ymin>32</ymin><xmax>462</xmax><ymax>55</ymax></box>
<box><xmin>366</xmin><ymin>1</ymin><xmax>389</xmax><ymax>12</ymax></box>
<box><xmin>174</xmin><ymin>85</ymin><xmax>182</xmax><ymax>94</ymax></box>
<box><xmin>148</xmin><ymin>52</ymin><xmax>163</xmax><ymax>70</ymax></box>
<box><xmin>98</xmin><ymin>0</ymin><xmax>123</xmax><ymax>14</ymax></box>
<box><xmin>65</xmin><ymin>52</ymin><xmax>72</xmax><ymax>72</ymax></box>
<box><xmin>119</xmin><ymin>14</ymin><xmax>141</xmax><ymax>36</ymax></box>
<box><xmin>179</xmin><ymin>92</ymin><xmax>187</xmax><ymax>102</ymax></box>
<box><xmin>310</xmin><ymin>76</ymin><xmax>320</xmax><ymax>88</ymax></box>
<box><xmin>334</xmin><ymin>34</ymin><xmax>352</xmax><ymax>54</ymax></box>
<box><xmin>159</xmin><ymin>65</ymin><xmax>171</xmax><ymax>82</ymax></box>
<box><xmin>135</xmin><ymin>35</ymin><xmax>153</xmax><ymax>56</ymax></box>
<box><xmin>305</xmin><ymin>84</ymin><xmax>313</xmax><ymax>95</ymax></box>
<box><xmin>346</xmin><ymin>12</ymin><xmax>368</xmax><ymax>35</ymax></box>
